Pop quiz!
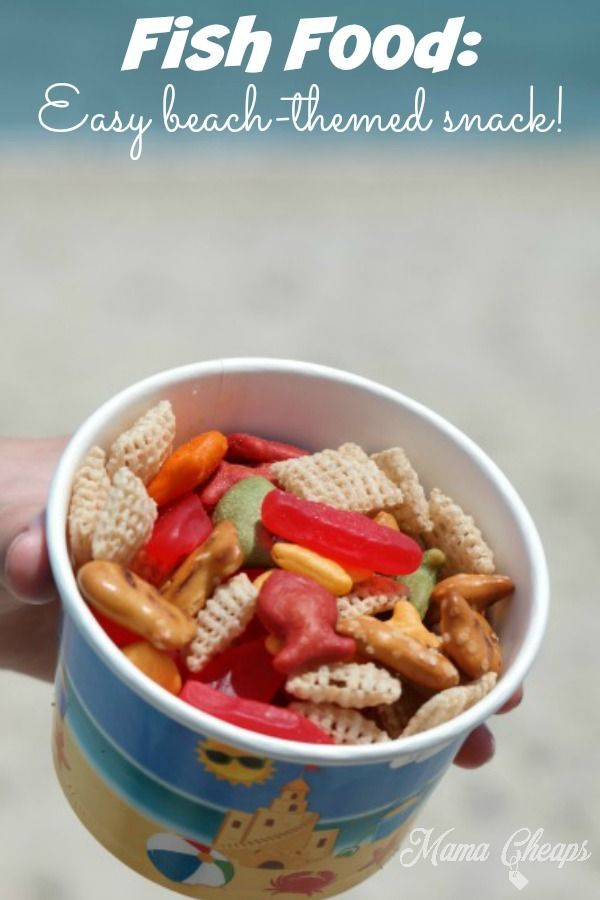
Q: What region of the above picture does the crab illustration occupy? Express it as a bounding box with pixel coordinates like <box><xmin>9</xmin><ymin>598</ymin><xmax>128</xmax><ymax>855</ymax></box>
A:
<box><xmin>265</xmin><ymin>870</ymin><xmax>336</xmax><ymax>896</ymax></box>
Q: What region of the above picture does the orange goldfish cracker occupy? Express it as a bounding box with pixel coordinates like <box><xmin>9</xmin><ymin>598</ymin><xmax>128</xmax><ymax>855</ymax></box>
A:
<box><xmin>402</xmin><ymin>673</ymin><xmax>497</xmax><ymax>736</ymax></box>
<box><xmin>106</xmin><ymin>400</ymin><xmax>175</xmax><ymax>484</ymax></box>
<box><xmin>338</xmin><ymin>613</ymin><xmax>459</xmax><ymax>691</ymax></box>
<box><xmin>123</xmin><ymin>641</ymin><xmax>182</xmax><ymax>694</ymax></box>
<box><xmin>289</xmin><ymin>702</ymin><xmax>390</xmax><ymax>744</ymax></box>
<box><xmin>77</xmin><ymin>561</ymin><xmax>196</xmax><ymax>650</ymax></box>
<box><xmin>148</xmin><ymin>430</ymin><xmax>227</xmax><ymax>507</ymax></box>
<box><xmin>271</xmin><ymin>542</ymin><xmax>353</xmax><ymax>596</ymax></box>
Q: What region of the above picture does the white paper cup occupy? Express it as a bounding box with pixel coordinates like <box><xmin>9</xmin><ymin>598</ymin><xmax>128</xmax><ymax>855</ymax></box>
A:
<box><xmin>46</xmin><ymin>358</ymin><xmax>548</xmax><ymax>898</ymax></box>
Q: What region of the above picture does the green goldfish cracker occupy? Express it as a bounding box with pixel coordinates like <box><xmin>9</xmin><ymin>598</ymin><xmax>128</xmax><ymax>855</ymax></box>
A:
<box><xmin>213</xmin><ymin>476</ymin><xmax>275</xmax><ymax>567</ymax></box>
<box><xmin>398</xmin><ymin>547</ymin><xmax>446</xmax><ymax>619</ymax></box>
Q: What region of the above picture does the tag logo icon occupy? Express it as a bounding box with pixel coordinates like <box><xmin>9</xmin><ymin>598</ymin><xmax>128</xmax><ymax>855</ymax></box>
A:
<box><xmin>508</xmin><ymin>867</ymin><xmax>529</xmax><ymax>891</ymax></box>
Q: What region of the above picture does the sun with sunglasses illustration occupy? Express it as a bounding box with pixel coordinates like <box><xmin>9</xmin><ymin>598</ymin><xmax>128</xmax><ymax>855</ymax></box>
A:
<box><xmin>196</xmin><ymin>740</ymin><xmax>276</xmax><ymax>786</ymax></box>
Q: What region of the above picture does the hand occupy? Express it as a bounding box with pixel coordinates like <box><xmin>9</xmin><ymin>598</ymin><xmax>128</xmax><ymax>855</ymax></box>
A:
<box><xmin>0</xmin><ymin>437</ymin><xmax>68</xmax><ymax>679</ymax></box>
<box><xmin>453</xmin><ymin>686</ymin><xmax>524</xmax><ymax>768</ymax></box>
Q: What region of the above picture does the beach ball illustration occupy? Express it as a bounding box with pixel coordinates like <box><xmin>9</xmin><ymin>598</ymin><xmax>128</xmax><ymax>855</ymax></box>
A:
<box><xmin>147</xmin><ymin>833</ymin><xmax>234</xmax><ymax>887</ymax></box>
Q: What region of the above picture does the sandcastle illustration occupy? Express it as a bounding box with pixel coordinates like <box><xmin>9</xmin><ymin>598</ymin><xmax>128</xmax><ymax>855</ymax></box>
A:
<box><xmin>213</xmin><ymin>779</ymin><xmax>339</xmax><ymax>869</ymax></box>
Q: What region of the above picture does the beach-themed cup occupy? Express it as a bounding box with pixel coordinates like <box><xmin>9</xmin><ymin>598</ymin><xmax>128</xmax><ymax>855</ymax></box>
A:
<box><xmin>46</xmin><ymin>358</ymin><xmax>548</xmax><ymax>899</ymax></box>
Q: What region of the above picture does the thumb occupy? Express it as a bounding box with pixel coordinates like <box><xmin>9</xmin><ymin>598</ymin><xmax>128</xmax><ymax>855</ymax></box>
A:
<box><xmin>3</xmin><ymin>510</ymin><xmax>56</xmax><ymax>604</ymax></box>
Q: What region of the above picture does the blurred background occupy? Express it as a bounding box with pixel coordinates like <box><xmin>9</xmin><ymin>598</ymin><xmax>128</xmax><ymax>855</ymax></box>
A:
<box><xmin>1</xmin><ymin>2</ymin><xmax>599</xmax><ymax>899</ymax></box>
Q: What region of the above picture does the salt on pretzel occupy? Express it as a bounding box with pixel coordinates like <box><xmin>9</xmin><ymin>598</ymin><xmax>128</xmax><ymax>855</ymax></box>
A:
<box><xmin>338</xmin><ymin>611</ymin><xmax>459</xmax><ymax>691</ymax></box>
<box><xmin>289</xmin><ymin>702</ymin><xmax>390</xmax><ymax>744</ymax></box>
<box><xmin>427</xmin><ymin>488</ymin><xmax>495</xmax><ymax>575</ymax></box>
<box><xmin>286</xmin><ymin>662</ymin><xmax>401</xmax><ymax>708</ymax></box>
<box><xmin>371</xmin><ymin>447</ymin><xmax>432</xmax><ymax>535</ymax></box>
<box><xmin>401</xmin><ymin>673</ymin><xmax>497</xmax><ymax>736</ymax></box>
<box><xmin>106</xmin><ymin>400</ymin><xmax>175</xmax><ymax>485</ymax></box>
<box><xmin>186</xmin><ymin>573</ymin><xmax>258</xmax><ymax>673</ymax></box>
<box><xmin>440</xmin><ymin>591</ymin><xmax>502</xmax><ymax>678</ymax></box>
<box><xmin>270</xmin><ymin>443</ymin><xmax>403</xmax><ymax>515</ymax></box>
<box><xmin>91</xmin><ymin>467</ymin><xmax>157</xmax><ymax>566</ymax></box>
<box><xmin>68</xmin><ymin>445</ymin><xmax>110</xmax><ymax>568</ymax></box>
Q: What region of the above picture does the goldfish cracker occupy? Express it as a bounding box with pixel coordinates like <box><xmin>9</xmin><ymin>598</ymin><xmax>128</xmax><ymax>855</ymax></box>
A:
<box><xmin>257</xmin><ymin>570</ymin><xmax>356</xmax><ymax>676</ymax></box>
<box><xmin>122</xmin><ymin>641</ymin><xmax>182</xmax><ymax>694</ymax></box>
<box><xmin>270</xmin><ymin>542</ymin><xmax>353</xmax><ymax>596</ymax></box>
<box><xmin>147</xmin><ymin>430</ymin><xmax>227</xmax><ymax>507</ymax></box>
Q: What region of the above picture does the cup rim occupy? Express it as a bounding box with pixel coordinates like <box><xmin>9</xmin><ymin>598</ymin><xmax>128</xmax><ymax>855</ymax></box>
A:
<box><xmin>47</xmin><ymin>357</ymin><xmax>549</xmax><ymax>765</ymax></box>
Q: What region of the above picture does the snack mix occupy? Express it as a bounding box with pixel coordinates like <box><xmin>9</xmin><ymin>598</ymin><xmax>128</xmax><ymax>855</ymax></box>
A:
<box><xmin>68</xmin><ymin>401</ymin><xmax>514</xmax><ymax>746</ymax></box>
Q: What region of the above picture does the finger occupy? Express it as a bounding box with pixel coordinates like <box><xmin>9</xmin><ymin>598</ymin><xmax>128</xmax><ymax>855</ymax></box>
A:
<box><xmin>453</xmin><ymin>724</ymin><xmax>495</xmax><ymax>769</ymax></box>
<box><xmin>0</xmin><ymin>596</ymin><xmax>60</xmax><ymax>680</ymax></box>
<box><xmin>496</xmin><ymin>686</ymin><xmax>524</xmax><ymax>714</ymax></box>
<box><xmin>4</xmin><ymin>511</ymin><xmax>56</xmax><ymax>604</ymax></box>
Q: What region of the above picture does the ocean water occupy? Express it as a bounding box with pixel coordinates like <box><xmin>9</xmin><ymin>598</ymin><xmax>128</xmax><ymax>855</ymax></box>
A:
<box><xmin>1</xmin><ymin>0</ymin><xmax>598</xmax><ymax>149</ymax></box>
